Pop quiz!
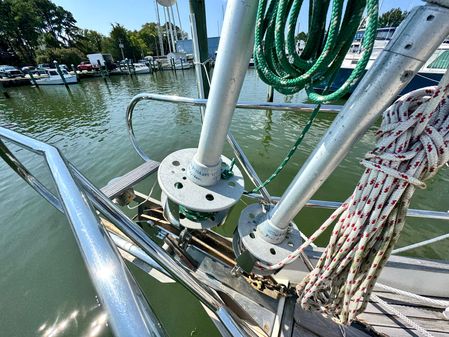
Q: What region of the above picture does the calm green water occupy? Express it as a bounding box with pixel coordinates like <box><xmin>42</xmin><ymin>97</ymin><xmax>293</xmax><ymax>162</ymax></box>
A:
<box><xmin>0</xmin><ymin>70</ymin><xmax>448</xmax><ymax>337</ymax></box>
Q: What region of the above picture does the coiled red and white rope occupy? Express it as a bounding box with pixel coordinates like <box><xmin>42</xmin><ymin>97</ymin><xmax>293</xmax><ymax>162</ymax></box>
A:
<box><xmin>297</xmin><ymin>78</ymin><xmax>449</xmax><ymax>324</ymax></box>
<box><xmin>255</xmin><ymin>71</ymin><xmax>449</xmax><ymax>324</ymax></box>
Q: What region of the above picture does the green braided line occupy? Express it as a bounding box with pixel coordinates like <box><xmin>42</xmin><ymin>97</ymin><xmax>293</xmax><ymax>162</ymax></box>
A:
<box><xmin>254</xmin><ymin>0</ymin><xmax>379</xmax><ymax>102</ymax></box>
<box><xmin>179</xmin><ymin>205</ymin><xmax>215</xmax><ymax>222</ymax></box>
<box><xmin>248</xmin><ymin>103</ymin><xmax>321</xmax><ymax>194</ymax></box>
<box><xmin>255</xmin><ymin>0</ymin><xmax>344</xmax><ymax>91</ymax></box>
<box><xmin>177</xmin><ymin>160</ymin><xmax>235</xmax><ymax>222</ymax></box>
<box><xmin>221</xmin><ymin>158</ymin><xmax>236</xmax><ymax>180</ymax></box>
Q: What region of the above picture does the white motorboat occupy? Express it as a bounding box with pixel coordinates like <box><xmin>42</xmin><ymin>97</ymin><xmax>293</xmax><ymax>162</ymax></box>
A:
<box><xmin>35</xmin><ymin>68</ymin><xmax>78</xmax><ymax>85</ymax></box>
<box><xmin>133</xmin><ymin>63</ymin><xmax>152</xmax><ymax>74</ymax></box>
<box><xmin>174</xmin><ymin>61</ymin><xmax>191</xmax><ymax>70</ymax></box>
<box><xmin>315</xmin><ymin>27</ymin><xmax>449</xmax><ymax>95</ymax></box>
<box><xmin>161</xmin><ymin>61</ymin><xmax>191</xmax><ymax>70</ymax></box>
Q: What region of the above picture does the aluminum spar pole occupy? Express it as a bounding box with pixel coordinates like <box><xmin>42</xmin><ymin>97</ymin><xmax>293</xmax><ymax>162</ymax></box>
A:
<box><xmin>235</xmin><ymin>3</ymin><xmax>449</xmax><ymax>269</ymax></box>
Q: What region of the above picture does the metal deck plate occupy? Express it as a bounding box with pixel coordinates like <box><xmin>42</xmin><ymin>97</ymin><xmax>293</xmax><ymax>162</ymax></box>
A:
<box><xmin>238</xmin><ymin>203</ymin><xmax>302</xmax><ymax>266</ymax></box>
<box><xmin>158</xmin><ymin>148</ymin><xmax>244</xmax><ymax>212</ymax></box>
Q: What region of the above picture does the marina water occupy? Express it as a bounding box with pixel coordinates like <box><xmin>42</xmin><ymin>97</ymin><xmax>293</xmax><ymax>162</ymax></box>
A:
<box><xmin>0</xmin><ymin>69</ymin><xmax>447</xmax><ymax>336</ymax></box>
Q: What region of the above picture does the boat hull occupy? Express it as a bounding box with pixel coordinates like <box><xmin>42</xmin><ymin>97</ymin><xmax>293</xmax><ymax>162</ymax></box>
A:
<box><xmin>314</xmin><ymin>68</ymin><xmax>443</xmax><ymax>97</ymax></box>
<box><xmin>161</xmin><ymin>63</ymin><xmax>191</xmax><ymax>70</ymax></box>
<box><xmin>134</xmin><ymin>68</ymin><xmax>151</xmax><ymax>74</ymax></box>
<box><xmin>35</xmin><ymin>75</ymin><xmax>78</xmax><ymax>85</ymax></box>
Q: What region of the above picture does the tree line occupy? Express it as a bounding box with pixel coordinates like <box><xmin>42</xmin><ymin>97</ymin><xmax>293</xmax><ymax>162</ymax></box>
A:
<box><xmin>0</xmin><ymin>0</ymin><xmax>408</xmax><ymax>67</ymax></box>
<box><xmin>0</xmin><ymin>0</ymin><xmax>186</xmax><ymax>66</ymax></box>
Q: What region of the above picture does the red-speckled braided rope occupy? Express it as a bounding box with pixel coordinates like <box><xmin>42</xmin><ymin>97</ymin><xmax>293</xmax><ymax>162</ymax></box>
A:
<box><xmin>298</xmin><ymin>81</ymin><xmax>449</xmax><ymax>324</ymax></box>
<box><xmin>254</xmin><ymin>71</ymin><xmax>449</xmax><ymax>324</ymax></box>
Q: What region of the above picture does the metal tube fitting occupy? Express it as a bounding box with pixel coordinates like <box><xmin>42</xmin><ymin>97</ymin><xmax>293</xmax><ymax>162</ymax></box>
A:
<box><xmin>264</xmin><ymin>4</ymin><xmax>449</xmax><ymax>236</ymax></box>
<box><xmin>187</xmin><ymin>0</ymin><xmax>259</xmax><ymax>186</ymax></box>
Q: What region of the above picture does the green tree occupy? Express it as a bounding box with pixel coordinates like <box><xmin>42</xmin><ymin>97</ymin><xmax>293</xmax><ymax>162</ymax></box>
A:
<box><xmin>137</xmin><ymin>23</ymin><xmax>160</xmax><ymax>56</ymax></box>
<box><xmin>35</xmin><ymin>47</ymin><xmax>84</xmax><ymax>66</ymax></box>
<box><xmin>295</xmin><ymin>31</ymin><xmax>308</xmax><ymax>43</ymax></box>
<box><xmin>159</xmin><ymin>21</ymin><xmax>188</xmax><ymax>54</ymax></box>
<box><xmin>0</xmin><ymin>0</ymin><xmax>83</xmax><ymax>64</ymax></box>
<box><xmin>33</xmin><ymin>0</ymin><xmax>82</xmax><ymax>48</ymax></box>
<box><xmin>106</xmin><ymin>23</ymin><xmax>164</xmax><ymax>61</ymax></box>
<box><xmin>129</xmin><ymin>31</ymin><xmax>148</xmax><ymax>59</ymax></box>
<box><xmin>108</xmin><ymin>23</ymin><xmax>135</xmax><ymax>60</ymax></box>
<box><xmin>378</xmin><ymin>8</ymin><xmax>408</xmax><ymax>28</ymax></box>
<box><xmin>0</xmin><ymin>0</ymin><xmax>190</xmax><ymax>65</ymax></box>
<box><xmin>77</xmin><ymin>29</ymin><xmax>107</xmax><ymax>54</ymax></box>
<box><xmin>0</xmin><ymin>0</ymin><xmax>41</xmax><ymax>63</ymax></box>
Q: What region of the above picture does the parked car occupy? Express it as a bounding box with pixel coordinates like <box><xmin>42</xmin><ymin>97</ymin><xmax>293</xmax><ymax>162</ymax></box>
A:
<box><xmin>22</xmin><ymin>67</ymin><xmax>47</xmax><ymax>78</ymax></box>
<box><xmin>0</xmin><ymin>65</ymin><xmax>24</xmax><ymax>78</ymax></box>
<box><xmin>37</xmin><ymin>63</ymin><xmax>51</xmax><ymax>70</ymax></box>
<box><xmin>77</xmin><ymin>61</ymin><xmax>94</xmax><ymax>71</ymax></box>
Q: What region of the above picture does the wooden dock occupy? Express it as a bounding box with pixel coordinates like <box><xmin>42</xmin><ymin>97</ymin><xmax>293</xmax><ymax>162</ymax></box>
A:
<box><xmin>0</xmin><ymin>77</ymin><xmax>30</xmax><ymax>87</ymax></box>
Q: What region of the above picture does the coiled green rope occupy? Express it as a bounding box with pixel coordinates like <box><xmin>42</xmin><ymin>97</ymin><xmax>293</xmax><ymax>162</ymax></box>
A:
<box><xmin>254</xmin><ymin>0</ymin><xmax>379</xmax><ymax>102</ymax></box>
<box><xmin>179</xmin><ymin>205</ymin><xmax>215</xmax><ymax>222</ymax></box>
<box><xmin>178</xmin><ymin>160</ymin><xmax>235</xmax><ymax>222</ymax></box>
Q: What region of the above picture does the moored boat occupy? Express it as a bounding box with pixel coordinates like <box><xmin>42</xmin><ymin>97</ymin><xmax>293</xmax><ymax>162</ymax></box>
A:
<box><xmin>314</xmin><ymin>27</ymin><xmax>449</xmax><ymax>96</ymax></box>
<box><xmin>35</xmin><ymin>68</ymin><xmax>78</xmax><ymax>85</ymax></box>
<box><xmin>133</xmin><ymin>63</ymin><xmax>152</xmax><ymax>74</ymax></box>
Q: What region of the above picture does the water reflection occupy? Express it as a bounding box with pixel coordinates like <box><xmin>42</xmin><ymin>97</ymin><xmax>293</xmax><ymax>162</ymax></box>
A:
<box><xmin>0</xmin><ymin>84</ymin><xmax>109</xmax><ymax>139</ymax></box>
<box><xmin>37</xmin><ymin>307</ymin><xmax>109</xmax><ymax>337</ymax></box>
<box><xmin>38</xmin><ymin>309</ymin><xmax>80</xmax><ymax>337</ymax></box>
<box><xmin>86</xmin><ymin>312</ymin><xmax>108</xmax><ymax>337</ymax></box>
<box><xmin>176</xmin><ymin>105</ymin><xmax>196</xmax><ymax>126</ymax></box>
<box><xmin>2</xmin><ymin>69</ymin><xmax>449</xmax><ymax>337</ymax></box>
<box><xmin>261</xmin><ymin>110</ymin><xmax>273</xmax><ymax>151</ymax></box>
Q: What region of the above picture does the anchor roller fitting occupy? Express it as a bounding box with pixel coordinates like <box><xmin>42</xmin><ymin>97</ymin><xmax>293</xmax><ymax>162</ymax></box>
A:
<box><xmin>158</xmin><ymin>148</ymin><xmax>244</xmax><ymax>229</ymax></box>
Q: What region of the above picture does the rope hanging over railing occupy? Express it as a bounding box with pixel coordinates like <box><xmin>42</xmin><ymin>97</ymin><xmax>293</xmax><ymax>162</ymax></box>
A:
<box><xmin>253</xmin><ymin>0</ymin><xmax>378</xmax><ymax>102</ymax></box>
<box><xmin>296</xmin><ymin>73</ymin><xmax>449</xmax><ymax>324</ymax></box>
<box><xmin>249</xmin><ymin>69</ymin><xmax>449</xmax><ymax>325</ymax></box>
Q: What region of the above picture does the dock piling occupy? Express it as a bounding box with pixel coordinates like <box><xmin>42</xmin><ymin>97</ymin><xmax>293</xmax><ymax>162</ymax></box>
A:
<box><xmin>0</xmin><ymin>81</ymin><xmax>10</xmax><ymax>98</ymax></box>
<box><xmin>28</xmin><ymin>72</ymin><xmax>39</xmax><ymax>88</ymax></box>
<box><xmin>126</xmin><ymin>59</ymin><xmax>132</xmax><ymax>76</ymax></box>
<box><xmin>54</xmin><ymin>60</ymin><xmax>68</xmax><ymax>88</ymax></box>
<box><xmin>97</xmin><ymin>60</ymin><xmax>107</xmax><ymax>80</ymax></box>
<box><xmin>71</xmin><ymin>64</ymin><xmax>79</xmax><ymax>80</ymax></box>
<box><xmin>266</xmin><ymin>86</ymin><xmax>274</xmax><ymax>102</ymax></box>
<box><xmin>171</xmin><ymin>58</ymin><xmax>177</xmax><ymax>74</ymax></box>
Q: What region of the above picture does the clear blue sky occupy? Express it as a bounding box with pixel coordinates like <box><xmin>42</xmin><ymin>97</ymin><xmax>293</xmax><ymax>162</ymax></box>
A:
<box><xmin>52</xmin><ymin>0</ymin><xmax>423</xmax><ymax>38</ymax></box>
